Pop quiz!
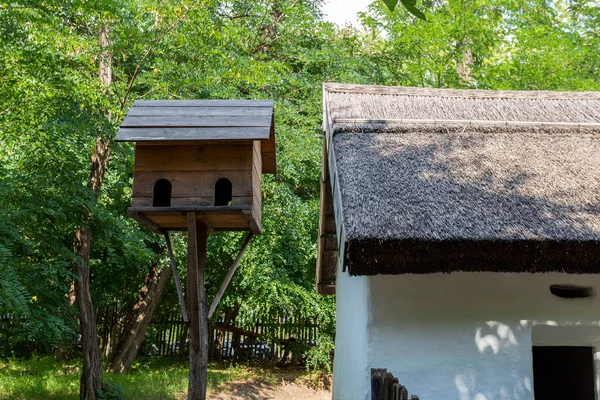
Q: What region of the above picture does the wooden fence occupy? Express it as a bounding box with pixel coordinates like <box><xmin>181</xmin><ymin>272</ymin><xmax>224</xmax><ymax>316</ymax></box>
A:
<box><xmin>97</xmin><ymin>306</ymin><xmax>319</xmax><ymax>362</ymax></box>
<box><xmin>371</xmin><ymin>368</ymin><xmax>420</xmax><ymax>400</ymax></box>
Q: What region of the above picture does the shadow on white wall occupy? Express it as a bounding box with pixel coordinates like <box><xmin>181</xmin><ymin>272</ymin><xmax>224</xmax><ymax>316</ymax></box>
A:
<box><xmin>455</xmin><ymin>369</ymin><xmax>532</xmax><ymax>400</ymax></box>
<box><xmin>454</xmin><ymin>320</ymin><xmax>532</xmax><ymax>400</ymax></box>
<box><xmin>475</xmin><ymin>321</ymin><xmax>518</xmax><ymax>355</ymax></box>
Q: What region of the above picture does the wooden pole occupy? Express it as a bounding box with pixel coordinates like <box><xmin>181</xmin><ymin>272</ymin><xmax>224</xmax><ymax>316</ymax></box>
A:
<box><xmin>187</xmin><ymin>212</ymin><xmax>209</xmax><ymax>400</ymax></box>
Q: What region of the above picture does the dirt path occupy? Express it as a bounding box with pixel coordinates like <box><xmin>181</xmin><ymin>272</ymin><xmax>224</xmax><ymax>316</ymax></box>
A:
<box><xmin>208</xmin><ymin>380</ymin><xmax>331</xmax><ymax>400</ymax></box>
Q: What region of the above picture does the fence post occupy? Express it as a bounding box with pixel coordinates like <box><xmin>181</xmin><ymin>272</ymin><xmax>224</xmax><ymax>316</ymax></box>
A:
<box><xmin>371</xmin><ymin>368</ymin><xmax>419</xmax><ymax>400</ymax></box>
<box><xmin>371</xmin><ymin>368</ymin><xmax>387</xmax><ymax>400</ymax></box>
<box><xmin>392</xmin><ymin>383</ymin><xmax>400</xmax><ymax>400</ymax></box>
<box><xmin>383</xmin><ymin>372</ymin><xmax>395</xmax><ymax>400</ymax></box>
<box><xmin>400</xmin><ymin>386</ymin><xmax>409</xmax><ymax>400</ymax></box>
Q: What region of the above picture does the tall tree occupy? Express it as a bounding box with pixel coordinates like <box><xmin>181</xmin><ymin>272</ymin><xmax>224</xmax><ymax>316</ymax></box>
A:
<box><xmin>107</xmin><ymin>260</ymin><xmax>172</xmax><ymax>373</ymax></box>
<box><xmin>73</xmin><ymin>22</ymin><xmax>113</xmax><ymax>400</ymax></box>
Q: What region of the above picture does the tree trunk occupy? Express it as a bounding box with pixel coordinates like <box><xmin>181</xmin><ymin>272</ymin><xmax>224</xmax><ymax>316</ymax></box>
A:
<box><xmin>457</xmin><ymin>38</ymin><xmax>475</xmax><ymax>87</ymax></box>
<box><xmin>255</xmin><ymin>1</ymin><xmax>283</xmax><ymax>54</ymax></box>
<box><xmin>73</xmin><ymin>25</ymin><xmax>112</xmax><ymax>400</ymax></box>
<box><xmin>187</xmin><ymin>213</ymin><xmax>209</xmax><ymax>400</ymax></box>
<box><xmin>74</xmin><ymin>227</ymin><xmax>103</xmax><ymax>400</ymax></box>
<box><xmin>107</xmin><ymin>261</ymin><xmax>172</xmax><ymax>373</ymax></box>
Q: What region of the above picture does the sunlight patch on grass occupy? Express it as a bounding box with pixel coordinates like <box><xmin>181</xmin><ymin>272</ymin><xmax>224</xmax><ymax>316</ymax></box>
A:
<box><xmin>0</xmin><ymin>357</ymin><xmax>315</xmax><ymax>400</ymax></box>
<box><xmin>0</xmin><ymin>357</ymin><xmax>80</xmax><ymax>400</ymax></box>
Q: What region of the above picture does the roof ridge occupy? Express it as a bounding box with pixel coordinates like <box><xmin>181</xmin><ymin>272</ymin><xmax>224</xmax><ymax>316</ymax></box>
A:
<box><xmin>323</xmin><ymin>83</ymin><xmax>600</xmax><ymax>100</ymax></box>
<box><xmin>332</xmin><ymin>118</ymin><xmax>600</xmax><ymax>129</ymax></box>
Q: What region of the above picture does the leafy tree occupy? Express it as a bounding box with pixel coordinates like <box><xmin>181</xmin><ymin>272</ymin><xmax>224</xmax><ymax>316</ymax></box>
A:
<box><xmin>382</xmin><ymin>0</ymin><xmax>427</xmax><ymax>20</ymax></box>
<box><xmin>363</xmin><ymin>0</ymin><xmax>600</xmax><ymax>92</ymax></box>
<box><xmin>1</xmin><ymin>0</ymin><xmax>351</xmax><ymax>396</ymax></box>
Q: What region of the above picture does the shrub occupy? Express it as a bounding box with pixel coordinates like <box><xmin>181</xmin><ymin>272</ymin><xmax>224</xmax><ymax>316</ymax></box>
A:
<box><xmin>97</xmin><ymin>380</ymin><xmax>126</xmax><ymax>400</ymax></box>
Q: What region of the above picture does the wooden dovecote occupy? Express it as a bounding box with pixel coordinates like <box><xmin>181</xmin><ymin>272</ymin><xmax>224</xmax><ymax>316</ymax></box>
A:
<box><xmin>115</xmin><ymin>100</ymin><xmax>276</xmax><ymax>235</ymax></box>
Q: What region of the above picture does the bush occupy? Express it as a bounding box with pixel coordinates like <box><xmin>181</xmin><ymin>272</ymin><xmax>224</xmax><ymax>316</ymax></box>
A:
<box><xmin>305</xmin><ymin>335</ymin><xmax>334</xmax><ymax>373</ymax></box>
<box><xmin>97</xmin><ymin>380</ymin><xmax>126</xmax><ymax>400</ymax></box>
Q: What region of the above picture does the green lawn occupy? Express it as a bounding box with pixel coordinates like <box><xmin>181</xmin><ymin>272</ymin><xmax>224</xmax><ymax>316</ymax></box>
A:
<box><xmin>0</xmin><ymin>357</ymin><xmax>288</xmax><ymax>400</ymax></box>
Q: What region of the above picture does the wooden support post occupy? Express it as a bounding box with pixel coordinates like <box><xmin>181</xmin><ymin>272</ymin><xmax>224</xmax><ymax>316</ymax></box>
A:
<box><xmin>187</xmin><ymin>212</ymin><xmax>209</xmax><ymax>400</ymax></box>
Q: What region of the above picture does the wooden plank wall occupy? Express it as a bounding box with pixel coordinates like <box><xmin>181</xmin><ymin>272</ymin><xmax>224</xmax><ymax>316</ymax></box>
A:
<box><xmin>132</xmin><ymin>144</ymin><xmax>254</xmax><ymax>208</ymax></box>
<box><xmin>316</xmin><ymin>135</ymin><xmax>338</xmax><ymax>295</ymax></box>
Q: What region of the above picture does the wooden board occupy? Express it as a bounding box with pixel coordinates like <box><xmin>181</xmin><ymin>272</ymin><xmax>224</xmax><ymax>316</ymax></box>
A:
<box><xmin>151</xmin><ymin>213</ymin><xmax>249</xmax><ymax>229</ymax></box>
<box><xmin>133</xmin><ymin>100</ymin><xmax>274</xmax><ymax>107</ymax></box>
<box><xmin>127</xmin><ymin>106</ymin><xmax>273</xmax><ymax>117</ymax></box>
<box><xmin>262</xmin><ymin>154</ymin><xmax>276</xmax><ymax>174</ymax></box>
<box><xmin>117</xmin><ymin>127</ymin><xmax>270</xmax><ymax>141</ymax></box>
<box><xmin>132</xmin><ymin>140</ymin><xmax>275</xmax><ymax>174</ymax></box>
<box><xmin>135</xmin><ymin>140</ymin><xmax>261</xmax><ymax>146</ymax></box>
<box><xmin>121</xmin><ymin>115</ymin><xmax>272</xmax><ymax>128</ymax></box>
<box><xmin>131</xmin><ymin>206</ymin><xmax>253</xmax><ymax>213</ymax></box>
<box><xmin>129</xmin><ymin>207</ymin><xmax>258</xmax><ymax>231</ymax></box>
<box><xmin>250</xmin><ymin>208</ymin><xmax>261</xmax><ymax>235</ymax></box>
<box><xmin>262</xmin><ymin>117</ymin><xmax>276</xmax><ymax>174</ymax></box>
<box><xmin>251</xmin><ymin>140</ymin><xmax>262</xmax><ymax>233</ymax></box>
<box><xmin>131</xmin><ymin>196</ymin><xmax>253</xmax><ymax>208</ymax></box>
<box><xmin>134</xmin><ymin>144</ymin><xmax>253</xmax><ymax>172</ymax></box>
<box><xmin>132</xmin><ymin>170</ymin><xmax>252</xmax><ymax>198</ymax></box>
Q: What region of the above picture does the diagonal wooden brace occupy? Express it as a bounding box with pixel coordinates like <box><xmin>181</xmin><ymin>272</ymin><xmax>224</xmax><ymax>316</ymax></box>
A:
<box><xmin>164</xmin><ymin>231</ymin><xmax>189</xmax><ymax>323</ymax></box>
<box><xmin>207</xmin><ymin>232</ymin><xmax>253</xmax><ymax>319</ymax></box>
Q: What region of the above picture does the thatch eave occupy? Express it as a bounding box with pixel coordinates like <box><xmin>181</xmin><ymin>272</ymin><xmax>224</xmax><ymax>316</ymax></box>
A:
<box><xmin>345</xmin><ymin>238</ymin><xmax>600</xmax><ymax>276</ymax></box>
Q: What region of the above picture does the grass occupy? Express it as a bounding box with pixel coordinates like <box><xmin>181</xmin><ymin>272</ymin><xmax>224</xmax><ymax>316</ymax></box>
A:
<box><xmin>0</xmin><ymin>356</ymin><xmax>329</xmax><ymax>399</ymax></box>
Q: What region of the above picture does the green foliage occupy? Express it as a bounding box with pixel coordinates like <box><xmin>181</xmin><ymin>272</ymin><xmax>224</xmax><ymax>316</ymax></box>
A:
<box><xmin>382</xmin><ymin>0</ymin><xmax>427</xmax><ymax>20</ymax></box>
<box><xmin>305</xmin><ymin>335</ymin><xmax>335</xmax><ymax>374</ymax></box>
<box><xmin>0</xmin><ymin>246</ymin><xmax>28</xmax><ymax>316</ymax></box>
<box><xmin>361</xmin><ymin>0</ymin><xmax>600</xmax><ymax>91</ymax></box>
<box><xmin>0</xmin><ymin>0</ymin><xmax>350</xmax><ymax>361</ymax></box>
<box><xmin>97</xmin><ymin>381</ymin><xmax>126</xmax><ymax>400</ymax></box>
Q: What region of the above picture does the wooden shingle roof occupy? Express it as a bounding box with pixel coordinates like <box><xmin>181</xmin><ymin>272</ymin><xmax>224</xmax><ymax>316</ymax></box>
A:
<box><xmin>116</xmin><ymin>100</ymin><xmax>276</xmax><ymax>173</ymax></box>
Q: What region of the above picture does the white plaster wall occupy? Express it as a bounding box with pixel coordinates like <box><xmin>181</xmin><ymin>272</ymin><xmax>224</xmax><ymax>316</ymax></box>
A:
<box><xmin>332</xmin><ymin>261</ymin><xmax>370</xmax><ymax>400</ymax></box>
<box><xmin>361</xmin><ymin>272</ymin><xmax>600</xmax><ymax>400</ymax></box>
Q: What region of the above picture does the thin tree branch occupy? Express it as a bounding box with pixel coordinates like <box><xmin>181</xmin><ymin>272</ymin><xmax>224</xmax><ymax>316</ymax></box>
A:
<box><xmin>0</xmin><ymin>105</ymin><xmax>13</xmax><ymax>117</ymax></box>
<box><xmin>249</xmin><ymin>0</ymin><xmax>275</xmax><ymax>54</ymax></box>
<box><xmin>117</xmin><ymin>4</ymin><xmax>198</xmax><ymax>122</ymax></box>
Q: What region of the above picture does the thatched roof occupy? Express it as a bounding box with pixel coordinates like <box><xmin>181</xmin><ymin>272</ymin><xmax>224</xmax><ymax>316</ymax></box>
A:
<box><xmin>116</xmin><ymin>99</ymin><xmax>276</xmax><ymax>173</ymax></box>
<box><xmin>317</xmin><ymin>83</ymin><xmax>600</xmax><ymax>289</ymax></box>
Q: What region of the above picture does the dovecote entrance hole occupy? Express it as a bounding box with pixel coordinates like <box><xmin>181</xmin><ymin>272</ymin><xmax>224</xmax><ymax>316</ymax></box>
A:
<box><xmin>153</xmin><ymin>179</ymin><xmax>172</xmax><ymax>207</ymax></box>
<box><xmin>214</xmin><ymin>178</ymin><xmax>232</xmax><ymax>206</ymax></box>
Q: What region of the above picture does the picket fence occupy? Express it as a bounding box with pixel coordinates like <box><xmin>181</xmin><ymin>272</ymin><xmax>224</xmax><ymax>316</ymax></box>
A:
<box><xmin>96</xmin><ymin>306</ymin><xmax>319</xmax><ymax>362</ymax></box>
<box><xmin>371</xmin><ymin>368</ymin><xmax>420</xmax><ymax>400</ymax></box>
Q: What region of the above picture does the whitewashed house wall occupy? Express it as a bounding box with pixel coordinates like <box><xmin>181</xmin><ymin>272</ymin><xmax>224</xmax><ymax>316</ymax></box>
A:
<box><xmin>332</xmin><ymin>271</ymin><xmax>600</xmax><ymax>400</ymax></box>
<box><xmin>333</xmin><ymin>259</ymin><xmax>370</xmax><ymax>400</ymax></box>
